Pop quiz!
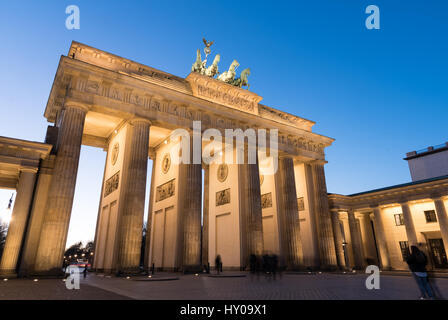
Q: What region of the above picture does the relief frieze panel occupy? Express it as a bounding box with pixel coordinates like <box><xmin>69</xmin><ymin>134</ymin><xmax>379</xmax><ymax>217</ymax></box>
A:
<box><xmin>156</xmin><ymin>179</ymin><xmax>175</xmax><ymax>202</ymax></box>
<box><xmin>104</xmin><ymin>171</ymin><xmax>120</xmax><ymax>198</ymax></box>
<box><xmin>261</xmin><ymin>193</ymin><xmax>272</xmax><ymax>209</ymax></box>
<box><xmin>71</xmin><ymin>75</ymin><xmax>326</xmax><ymax>156</ymax></box>
<box><xmin>216</xmin><ymin>188</ymin><xmax>231</xmax><ymax>206</ymax></box>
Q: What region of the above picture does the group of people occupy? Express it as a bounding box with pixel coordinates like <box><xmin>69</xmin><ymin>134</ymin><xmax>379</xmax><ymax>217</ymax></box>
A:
<box><xmin>249</xmin><ymin>253</ymin><xmax>282</xmax><ymax>280</ymax></box>
<box><xmin>211</xmin><ymin>246</ymin><xmax>438</xmax><ymax>299</ymax></box>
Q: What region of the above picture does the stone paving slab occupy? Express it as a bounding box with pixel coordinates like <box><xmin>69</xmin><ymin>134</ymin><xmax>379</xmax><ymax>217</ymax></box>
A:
<box><xmin>83</xmin><ymin>272</ymin><xmax>448</xmax><ymax>300</ymax></box>
<box><xmin>0</xmin><ymin>278</ymin><xmax>132</xmax><ymax>300</ymax></box>
<box><xmin>1</xmin><ymin>273</ymin><xmax>447</xmax><ymax>300</ymax></box>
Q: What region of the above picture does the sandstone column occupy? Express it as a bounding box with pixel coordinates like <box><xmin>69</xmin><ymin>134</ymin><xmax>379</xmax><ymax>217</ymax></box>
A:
<box><xmin>238</xmin><ymin>146</ymin><xmax>263</xmax><ymax>267</ymax></box>
<box><xmin>275</xmin><ymin>156</ymin><xmax>303</xmax><ymax>269</ymax></box>
<box><xmin>0</xmin><ymin>168</ymin><xmax>37</xmax><ymax>275</ymax></box>
<box><xmin>400</xmin><ymin>201</ymin><xmax>418</xmax><ymax>246</ymax></box>
<box><xmin>347</xmin><ymin>209</ymin><xmax>365</xmax><ymax>269</ymax></box>
<box><xmin>330</xmin><ymin>209</ymin><xmax>346</xmax><ymax>269</ymax></box>
<box><xmin>177</xmin><ymin>137</ymin><xmax>202</xmax><ymax>271</ymax></box>
<box><xmin>371</xmin><ymin>205</ymin><xmax>390</xmax><ymax>269</ymax></box>
<box><xmin>143</xmin><ymin>152</ymin><xmax>156</xmax><ymax>271</ymax></box>
<box><xmin>309</xmin><ymin>161</ymin><xmax>337</xmax><ymax>269</ymax></box>
<box><xmin>115</xmin><ymin>118</ymin><xmax>150</xmax><ymax>273</ymax></box>
<box><xmin>34</xmin><ymin>103</ymin><xmax>87</xmax><ymax>274</ymax></box>
<box><xmin>201</xmin><ymin>164</ymin><xmax>210</xmax><ymax>267</ymax></box>
<box><xmin>360</xmin><ymin>213</ymin><xmax>377</xmax><ymax>264</ymax></box>
<box><xmin>432</xmin><ymin>197</ymin><xmax>448</xmax><ymax>254</ymax></box>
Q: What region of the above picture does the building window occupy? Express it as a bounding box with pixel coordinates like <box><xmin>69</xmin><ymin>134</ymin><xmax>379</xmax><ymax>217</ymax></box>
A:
<box><xmin>394</xmin><ymin>213</ymin><xmax>404</xmax><ymax>226</ymax></box>
<box><xmin>399</xmin><ymin>241</ymin><xmax>410</xmax><ymax>261</ymax></box>
<box><xmin>424</xmin><ymin>210</ymin><xmax>437</xmax><ymax>223</ymax></box>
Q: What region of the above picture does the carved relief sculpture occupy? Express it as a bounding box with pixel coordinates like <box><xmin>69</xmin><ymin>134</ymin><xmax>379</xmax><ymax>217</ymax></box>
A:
<box><xmin>261</xmin><ymin>193</ymin><xmax>272</xmax><ymax>209</ymax></box>
<box><xmin>162</xmin><ymin>153</ymin><xmax>171</xmax><ymax>174</ymax></box>
<box><xmin>156</xmin><ymin>179</ymin><xmax>175</xmax><ymax>202</ymax></box>
<box><xmin>216</xmin><ymin>188</ymin><xmax>230</xmax><ymax>206</ymax></box>
<box><xmin>104</xmin><ymin>171</ymin><xmax>120</xmax><ymax>197</ymax></box>
<box><xmin>217</xmin><ymin>164</ymin><xmax>228</xmax><ymax>182</ymax></box>
<box><xmin>111</xmin><ymin>142</ymin><xmax>119</xmax><ymax>166</ymax></box>
<box><xmin>297</xmin><ymin>197</ymin><xmax>305</xmax><ymax>211</ymax></box>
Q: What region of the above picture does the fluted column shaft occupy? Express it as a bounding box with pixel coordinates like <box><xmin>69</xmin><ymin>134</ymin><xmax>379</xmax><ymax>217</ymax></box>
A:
<box><xmin>178</xmin><ymin>137</ymin><xmax>202</xmax><ymax>270</ymax></box>
<box><xmin>372</xmin><ymin>206</ymin><xmax>390</xmax><ymax>269</ymax></box>
<box><xmin>275</xmin><ymin>157</ymin><xmax>303</xmax><ymax>269</ymax></box>
<box><xmin>330</xmin><ymin>210</ymin><xmax>346</xmax><ymax>269</ymax></box>
<box><xmin>400</xmin><ymin>202</ymin><xmax>418</xmax><ymax>246</ymax></box>
<box><xmin>347</xmin><ymin>209</ymin><xmax>365</xmax><ymax>269</ymax></box>
<box><xmin>201</xmin><ymin>165</ymin><xmax>210</xmax><ymax>266</ymax></box>
<box><xmin>34</xmin><ymin>104</ymin><xmax>87</xmax><ymax>274</ymax></box>
<box><xmin>433</xmin><ymin>198</ymin><xmax>448</xmax><ymax>254</ymax></box>
<box><xmin>239</xmin><ymin>147</ymin><xmax>263</xmax><ymax>266</ymax></box>
<box><xmin>116</xmin><ymin>119</ymin><xmax>150</xmax><ymax>272</ymax></box>
<box><xmin>310</xmin><ymin>162</ymin><xmax>337</xmax><ymax>268</ymax></box>
<box><xmin>0</xmin><ymin>169</ymin><xmax>37</xmax><ymax>275</ymax></box>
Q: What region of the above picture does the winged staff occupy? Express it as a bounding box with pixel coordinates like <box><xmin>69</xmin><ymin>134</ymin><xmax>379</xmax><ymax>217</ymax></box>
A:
<box><xmin>203</xmin><ymin>38</ymin><xmax>214</xmax><ymax>57</ymax></box>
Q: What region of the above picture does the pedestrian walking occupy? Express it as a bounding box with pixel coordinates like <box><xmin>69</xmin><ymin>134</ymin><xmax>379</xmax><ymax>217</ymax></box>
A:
<box><xmin>406</xmin><ymin>245</ymin><xmax>434</xmax><ymax>299</ymax></box>
<box><xmin>215</xmin><ymin>255</ymin><xmax>222</xmax><ymax>275</ymax></box>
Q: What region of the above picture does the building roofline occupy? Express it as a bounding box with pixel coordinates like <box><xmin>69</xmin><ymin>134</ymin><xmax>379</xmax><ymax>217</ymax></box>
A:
<box><xmin>342</xmin><ymin>174</ymin><xmax>448</xmax><ymax>197</ymax></box>
<box><xmin>404</xmin><ymin>142</ymin><xmax>448</xmax><ymax>160</ymax></box>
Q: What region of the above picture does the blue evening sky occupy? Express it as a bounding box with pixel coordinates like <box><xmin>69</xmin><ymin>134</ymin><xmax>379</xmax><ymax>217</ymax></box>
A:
<box><xmin>0</xmin><ymin>1</ymin><xmax>446</xmax><ymax>246</ymax></box>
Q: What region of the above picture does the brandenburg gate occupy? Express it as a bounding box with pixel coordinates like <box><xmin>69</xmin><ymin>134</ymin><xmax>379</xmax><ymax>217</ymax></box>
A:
<box><xmin>0</xmin><ymin>41</ymin><xmax>337</xmax><ymax>276</ymax></box>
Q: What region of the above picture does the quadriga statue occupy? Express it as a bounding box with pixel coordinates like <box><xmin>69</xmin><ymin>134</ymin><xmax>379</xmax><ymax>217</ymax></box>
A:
<box><xmin>191</xmin><ymin>49</ymin><xmax>203</xmax><ymax>73</ymax></box>
<box><xmin>204</xmin><ymin>54</ymin><xmax>220</xmax><ymax>77</ymax></box>
<box><xmin>231</xmin><ymin>68</ymin><xmax>250</xmax><ymax>89</ymax></box>
<box><xmin>217</xmin><ymin>60</ymin><xmax>239</xmax><ymax>84</ymax></box>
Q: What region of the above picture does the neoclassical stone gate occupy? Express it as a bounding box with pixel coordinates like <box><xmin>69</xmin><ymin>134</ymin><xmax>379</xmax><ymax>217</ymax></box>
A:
<box><xmin>0</xmin><ymin>42</ymin><xmax>337</xmax><ymax>276</ymax></box>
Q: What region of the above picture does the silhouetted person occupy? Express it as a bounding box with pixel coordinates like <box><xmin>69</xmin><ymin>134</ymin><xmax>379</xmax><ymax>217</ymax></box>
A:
<box><xmin>249</xmin><ymin>254</ymin><xmax>257</xmax><ymax>280</ymax></box>
<box><xmin>406</xmin><ymin>245</ymin><xmax>434</xmax><ymax>299</ymax></box>
<box><xmin>215</xmin><ymin>255</ymin><xmax>222</xmax><ymax>275</ymax></box>
<box><xmin>83</xmin><ymin>266</ymin><xmax>87</xmax><ymax>279</ymax></box>
<box><xmin>262</xmin><ymin>254</ymin><xmax>271</xmax><ymax>280</ymax></box>
<box><xmin>256</xmin><ymin>255</ymin><xmax>262</xmax><ymax>279</ymax></box>
<box><xmin>271</xmin><ymin>254</ymin><xmax>278</xmax><ymax>280</ymax></box>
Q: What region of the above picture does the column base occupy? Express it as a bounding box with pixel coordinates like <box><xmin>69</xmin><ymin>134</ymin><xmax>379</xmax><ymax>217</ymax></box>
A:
<box><xmin>285</xmin><ymin>265</ymin><xmax>308</xmax><ymax>272</ymax></box>
<box><xmin>32</xmin><ymin>268</ymin><xmax>66</xmax><ymax>278</ymax></box>
<box><xmin>116</xmin><ymin>267</ymin><xmax>145</xmax><ymax>277</ymax></box>
<box><xmin>0</xmin><ymin>270</ymin><xmax>17</xmax><ymax>278</ymax></box>
<box><xmin>182</xmin><ymin>264</ymin><xmax>202</xmax><ymax>274</ymax></box>
<box><xmin>318</xmin><ymin>264</ymin><xmax>339</xmax><ymax>272</ymax></box>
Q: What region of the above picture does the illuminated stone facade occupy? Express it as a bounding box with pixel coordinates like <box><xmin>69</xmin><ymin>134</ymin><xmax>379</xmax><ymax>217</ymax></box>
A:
<box><xmin>329</xmin><ymin>176</ymin><xmax>448</xmax><ymax>270</ymax></box>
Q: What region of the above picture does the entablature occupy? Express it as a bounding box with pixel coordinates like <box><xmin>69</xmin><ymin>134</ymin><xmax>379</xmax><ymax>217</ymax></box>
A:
<box><xmin>328</xmin><ymin>177</ymin><xmax>448</xmax><ymax>211</ymax></box>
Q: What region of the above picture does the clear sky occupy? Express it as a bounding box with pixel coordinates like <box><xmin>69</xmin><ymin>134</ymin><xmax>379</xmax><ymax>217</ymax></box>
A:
<box><xmin>0</xmin><ymin>1</ymin><xmax>447</xmax><ymax>247</ymax></box>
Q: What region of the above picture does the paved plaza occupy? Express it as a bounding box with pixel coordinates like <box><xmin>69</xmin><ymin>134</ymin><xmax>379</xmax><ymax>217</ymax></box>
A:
<box><xmin>0</xmin><ymin>272</ymin><xmax>447</xmax><ymax>300</ymax></box>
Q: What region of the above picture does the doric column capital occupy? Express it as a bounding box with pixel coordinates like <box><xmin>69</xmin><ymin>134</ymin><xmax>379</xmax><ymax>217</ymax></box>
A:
<box><xmin>330</xmin><ymin>209</ymin><xmax>340</xmax><ymax>219</ymax></box>
<box><xmin>128</xmin><ymin>117</ymin><xmax>152</xmax><ymax>126</ymax></box>
<box><xmin>64</xmin><ymin>100</ymin><xmax>90</xmax><ymax>113</ymax></box>
<box><xmin>430</xmin><ymin>193</ymin><xmax>445</xmax><ymax>201</ymax></box>
<box><xmin>398</xmin><ymin>199</ymin><xmax>410</xmax><ymax>205</ymax></box>
<box><xmin>369</xmin><ymin>203</ymin><xmax>381</xmax><ymax>209</ymax></box>
<box><xmin>278</xmin><ymin>153</ymin><xmax>292</xmax><ymax>160</ymax></box>
<box><xmin>19</xmin><ymin>166</ymin><xmax>38</xmax><ymax>174</ymax></box>
<box><xmin>310</xmin><ymin>159</ymin><xmax>327</xmax><ymax>166</ymax></box>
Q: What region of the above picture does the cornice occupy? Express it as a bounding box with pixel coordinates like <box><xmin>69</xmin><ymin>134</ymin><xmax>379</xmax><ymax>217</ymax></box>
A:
<box><xmin>328</xmin><ymin>177</ymin><xmax>448</xmax><ymax>209</ymax></box>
